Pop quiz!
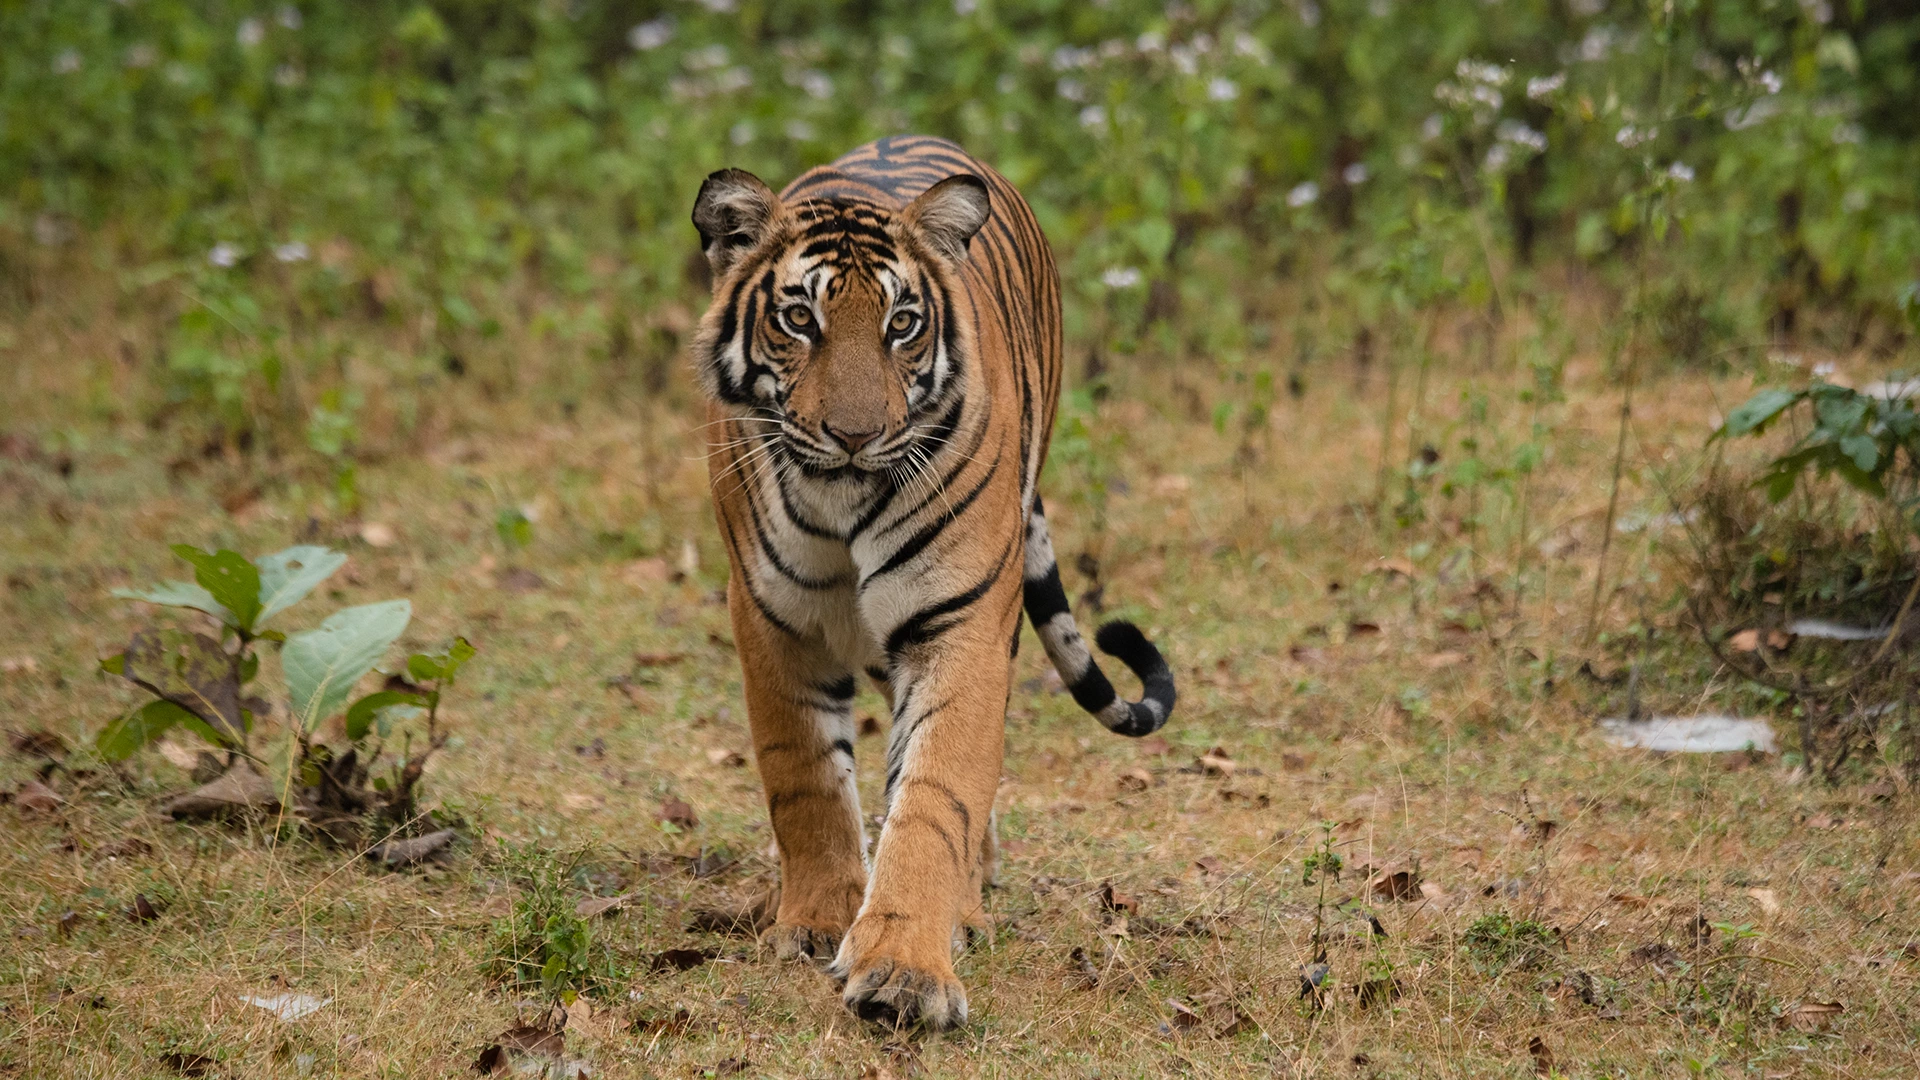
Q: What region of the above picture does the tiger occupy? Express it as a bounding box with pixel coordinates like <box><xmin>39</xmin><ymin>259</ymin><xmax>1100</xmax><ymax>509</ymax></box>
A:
<box><xmin>689</xmin><ymin>135</ymin><xmax>1176</xmax><ymax>1029</ymax></box>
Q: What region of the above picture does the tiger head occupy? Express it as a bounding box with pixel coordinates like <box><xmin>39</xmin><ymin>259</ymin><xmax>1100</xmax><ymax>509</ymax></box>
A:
<box><xmin>689</xmin><ymin>169</ymin><xmax>990</xmax><ymax>477</ymax></box>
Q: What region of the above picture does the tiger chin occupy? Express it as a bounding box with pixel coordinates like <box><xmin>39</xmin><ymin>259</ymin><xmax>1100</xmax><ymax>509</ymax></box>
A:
<box><xmin>687</xmin><ymin>136</ymin><xmax>1176</xmax><ymax>1030</ymax></box>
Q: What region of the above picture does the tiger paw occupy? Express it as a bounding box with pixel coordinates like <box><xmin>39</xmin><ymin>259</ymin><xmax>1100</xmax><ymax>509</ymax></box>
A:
<box><xmin>831</xmin><ymin>924</ymin><xmax>968</xmax><ymax>1029</ymax></box>
<box><xmin>762</xmin><ymin>921</ymin><xmax>843</xmax><ymax>963</ymax></box>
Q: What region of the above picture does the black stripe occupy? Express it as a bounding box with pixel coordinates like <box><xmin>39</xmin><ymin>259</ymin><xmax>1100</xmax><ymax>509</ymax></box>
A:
<box><xmin>883</xmin><ymin>537</ymin><xmax>1013</xmax><ymax>659</ymax></box>
<box><xmin>862</xmin><ymin>451</ymin><xmax>1001</xmax><ymax>588</ymax></box>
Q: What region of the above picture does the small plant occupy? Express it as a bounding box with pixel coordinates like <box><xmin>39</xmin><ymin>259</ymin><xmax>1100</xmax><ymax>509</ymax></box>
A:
<box><xmin>1302</xmin><ymin>821</ymin><xmax>1344</xmax><ymax>966</ymax></box>
<box><xmin>484</xmin><ymin>843</ymin><xmax>626</xmax><ymax>1002</ymax></box>
<box><xmin>1463</xmin><ymin>910</ymin><xmax>1559</xmax><ymax>975</ymax></box>
<box><xmin>97</xmin><ymin>542</ymin><xmax>473</xmax><ymax>838</ymax></box>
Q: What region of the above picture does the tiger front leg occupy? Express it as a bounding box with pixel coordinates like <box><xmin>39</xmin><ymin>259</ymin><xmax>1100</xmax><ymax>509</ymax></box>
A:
<box><xmin>831</xmin><ymin>633</ymin><xmax>1010</xmax><ymax>1030</ymax></box>
<box><xmin>729</xmin><ymin>583</ymin><xmax>868</xmax><ymax>963</ymax></box>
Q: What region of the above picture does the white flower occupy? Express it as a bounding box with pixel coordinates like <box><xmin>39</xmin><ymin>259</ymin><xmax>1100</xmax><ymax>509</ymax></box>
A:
<box><xmin>1232</xmin><ymin>32</ymin><xmax>1270</xmax><ymax>64</ymax></box>
<box><xmin>274</xmin><ymin>241</ymin><xmax>310</xmax><ymax>263</ymax></box>
<box><xmin>1099</xmin><ymin>39</ymin><xmax>1128</xmax><ymax>61</ymax></box>
<box><xmin>53</xmin><ymin>49</ymin><xmax>81</xmax><ymax>74</ymax></box>
<box><xmin>1812</xmin><ymin>361</ymin><xmax>1836</xmax><ymax>377</ymax></box>
<box><xmin>1614</xmin><ymin>124</ymin><xmax>1657</xmax><ymax>148</ymax></box>
<box><xmin>628</xmin><ymin>18</ymin><xmax>673</xmax><ymax>51</ymax></box>
<box><xmin>1101</xmin><ymin>266</ymin><xmax>1142</xmax><ymax>289</ymax></box>
<box><xmin>1207</xmin><ymin>78</ymin><xmax>1238</xmax><ymax>102</ymax></box>
<box><xmin>1526</xmin><ymin>72</ymin><xmax>1565</xmax><ymax>99</ymax></box>
<box><xmin>273</xmin><ymin>65</ymin><xmax>303</xmax><ymax>87</ymax></box>
<box><xmin>1342</xmin><ymin>162</ymin><xmax>1370</xmax><ymax>185</ymax></box>
<box><xmin>785</xmin><ymin>119</ymin><xmax>815</xmax><ymax>141</ymax></box>
<box><xmin>1298</xmin><ymin>2</ymin><xmax>1322</xmax><ymax>29</ymax></box>
<box><xmin>1759</xmin><ymin>69</ymin><xmax>1782</xmax><ymax>94</ymax></box>
<box><xmin>799</xmin><ymin>70</ymin><xmax>832</xmax><ymax>100</ymax></box>
<box><xmin>1484</xmin><ymin>143</ymin><xmax>1511</xmax><ymax>171</ymax></box>
<box><xmin>1135</xmin><ymin>31</ymin><xmax>1165</xmax><ymax>53</ymax></box>
<box><xmin>997</xmin><ymin>73</ymin><xmax>1018</xmax><ymax>94</ymax></box>
<box><xmin>1170</xmin><ymin>45</ymin><xmax>1197</xmax><ymax>76</ymax></box>
<box><xmin>125</xmin><ymin>43</ymin><xmax>157</xmax><ymax>69</ymax></box>
<box><xmin>1051</xmin><ymin>46</ymin><xmax>1093</xmax><ymax>71</ymax></box>
<box><xmin>684</xmin><ymin>44</ymin><xmax>729</xmax><ymax>70</ymax></box>
<box><xmin>953</xmin><ymin>0</ymin><xmax>978</xmax><ymax>14</ymax></box>
<box><xmin>695</xmin><ymin>0</ymin><xmax>738</xmax><ymax>12</ymax></box>
<box><xmin>713</xmin><ymin>67</ymin><xmax>751</xmax><ymax>93</ymax></box>
<box><xmin>1578</xmin><ymin>28</ymin><xmax>1615</xmax><ymax>63</ymax></box>
<box><xmin>1421</xmin><ymin>113</ymin><xmax>1445</xmax><ymax>141</ymax></box>
<box><xmin>237</xmin><ymin>18</ymin><xmax>265</xmax><ymax>47</ymax></box>
<box><xmin>1455</xmin><ymin>59</ymin><xmax>1508</xmax><ymax>86</ymax></box>
<box><xmin>729</xmin><ymin>122</ymin><xmax>753</xmax><ymax>146</ymax></box>
<box><xmin>208</xmin><ymin>243</ymin><xmax>241</xmax><ymax>268</ymax></box>
<box><xmin>1286</xmin><ymin>181</ymin><xmax>1320</xmax><ymax>208</ymax></box>
<box><xmin>277</xmin><ymin>5</ymin><xmax>302</xmax><ymax>30</ymax></box>
<box><xmin>1078</xmin><ymin>105</ymin><xmax>1107</xmax><ymax>129</ymax></box>
<box><xmin>1831</xmin><ymin>122</ymin><xmax>1862</xmax><ymax>145</ymax></box>
<box><xmin>1057</xmin><ymin>78</ymin><xmax>1086</xmax><ymax>102</ymax></box>
<box><xmin>1496</xmin><ymin>119</ymin><xmax>1547</xmax><ymax>152</ymax></box>
<box><xmin>1666</xmin><ymin>161</ymin><xmax>1695</xmax><ymax>182</ymax></box>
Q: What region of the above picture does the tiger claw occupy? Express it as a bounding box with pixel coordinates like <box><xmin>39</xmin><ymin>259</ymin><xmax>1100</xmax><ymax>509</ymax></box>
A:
<box><xmin>763</xmin><ymin>922</ymin><xmax>843</xmax><ymax>963</ymax></box>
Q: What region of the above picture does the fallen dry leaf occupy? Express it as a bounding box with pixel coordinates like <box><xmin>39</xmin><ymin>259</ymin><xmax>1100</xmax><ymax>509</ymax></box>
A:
<box><xmin>1281</xmin><ymin>752</ymin><xmax>1312</xmax><ymax>771</ymax></box>
<box><xmin>706</xmin><ymin>748</ymin><xmax>747</xmax><ymax>768</ymax></box>
<box><xmin>1348</xmin><ymin>620</ymin><xmax>1382</xmax><ymax>636</ymax></box>
<box><xmin>15</xmin><ymin>779</ymin><xmax>64</xmax><ymax>812</ymax></box>
<box><xmin>1609</xmin><ymin>893</ymin><xmax>1656</xmax><ymax>909</ymax></box>
<box><xmin>155</xmin><ymin>738</ymin><xmax>203</xmax><ymax>771</ymax></box>
<box><xmin>1746</xmin><ymin>887</ymin><xmax>1781</xmax><ymax>916</ymax></box>
<box><xmin>1164</xmin><ymin>997</ymin><xmax>1203</xmax><ymax>1032</ymax></box>
<box><xmin>1197</xmin><ymin>747</ymin><xmax>1236</xmax><ymax>777</ymax></box>
<box><xmin>365</xmin><ymin>828</ymin><xmax>457</xmax><ymax>867</ymax></box>
<box><xmin>1418</xmin><ymin>880</ymin><xmax>1446</xmax><ymax>901</ymax></box>
<box><xmin>1151</xmin><ymin>474</ymin><xmax>1192</xmax><ymax>496</ymax></box>
<box><xmin>1528</xmin><ymin>1035</ymin><xmax>1555</xmax><ymax>1076</ymax></box>
<box><xmin>494</xmin><ymin>567</ymin><xmax>545</xmax><ymax>593</ymax></box>
<box><xmin>1423</xmin><ymin>650</ymin><xmax>1467</xmax><ymax>669</ymax></box>
<box><xmin>1377</xmin><ymin>556</ymin><xmax>1417</xmax><ymax>577</ymax></box>
<box><xmin>56</xmin><ymin>910</ymin><xmax>79</xmax><ymax>938</ymax></box>
<box><xmin>650</xmin><ymin>947</ymin><xmax>717</xmax><ymax>973</ymax></box>
<box><xmin>1137</xmin><ymin>735</ymin><xmax>1171</xmax><ymax>756</ymax></box>
<box><xmin>1067</xmin><ymin>945</ymin><xmax>1100</xmax><ymax>990</ymax></box>
<box><xmin>1355</xmin><ymin>977</ymin><xmax>1401</xmax><ymax>1008</ymax></box>
<box><xmin>857</xmin><ymin>715</ymin><xmax>883</xmax><ymax>737</ymax></box>
<box><xmin>240</xmin><ymin>992</ymin><xmax>329</xmax><ymax>1022</ymax></box>
<box><xmin>1569</xmin><ymin>841</ymin><xmax>1604</xmax><ymax>861</ymax></box>
<box><xmin>1117</xmin><ymin>767</ymin><xmax>1152</xmax><ymax>793</ymax></box>
<box><xmin>576</xmin><ymin>891</ymin><xmax>638</xmax><ymax>919</ymax></box>
<box><xmin>8</xmin><ymin>729</ymin><xmax>67</xmax><ymax>759</ymax></box>
<box><xmin>562</xmin><ymin>792</ymin><xmax>605</xmax><ymax>811</ymax></box>
<box><xmin>1787</xmin><ymin>1000</ymin><xmax>1844</xmax><ymax>1031</ymax></box>
<box><xmin>125</xmin><ymin>893</ymin><xmax>160</xmax><ymax>923</ymax></box>
<box><xmin>474</xmin><ymin>1023</ymin><xmax>564</xmax><ymax>1075</ymax></box>
<box><xmin>634</xmin><ymin>650</ymin><xmax>687</xmax><ymax>667</ymax></box>
<box><xmin>95</xmin><ymin>837</ymin><xmax>152</xmax><ymax>861</ymax></box>
<box><xmin>161</xmin><ymin>1051</ymin><xmax>215</xmax><ymax>1077</ymax></box>
<box><xmin>659</xmin><ymin>798</ymin><xmax>698</xmax><ymax>829</ymax></box>
<box><xmin>1287</xmin><ymin>644</ymin><xmax>1327</xmax><ymax>665</ymax></box>
<box><xmin>0</xmin><ymin>655</ymin><xmax>39</xmax><ymax>676</ymax></box>
<box><xmin>1098</xmin><ymin>882</ymin><xmax>1140</xmax><ymax>916</ymax></box>
<box><xmin>1370</xmin><ymin>868</ymin><xmax>1423</xmax><ymax>902</ymax></box>
<box><xmin>1728</xmin><ymin>628</ymin><xmax>1764</xmax><ymax>652</ymax></box>
<box><xmin>1193</xmin><ymin>855</ymin><xmax>1224</xmax><ymax>877</ymax></box>
<box><xmin>163</xmin><ymin>763</ymin><xmax>278</xmax><ymax>818</ymax></box>
<box><xmin>358</xmin><ymin>521</ymin><xmax>396</xmax><ymax>548</ymax></box>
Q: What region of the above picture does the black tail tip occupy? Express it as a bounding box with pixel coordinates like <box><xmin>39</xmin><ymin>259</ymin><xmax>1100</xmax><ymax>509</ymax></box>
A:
<box><xmin>1094</xmin><ymin>620</ymin><xmax>1160</xmax><ymax>670</ymax></box>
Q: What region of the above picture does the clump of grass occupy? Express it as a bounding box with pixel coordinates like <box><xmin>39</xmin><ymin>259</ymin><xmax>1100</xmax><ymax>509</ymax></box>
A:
<box><xmin>483</xmin><ymin>843</ymin><xmax>626</xmax><ymax>1002</ymax></box>
<box><xmin>1463</xmin><ymin>911</ymin><xmax>1560</xmax><ymax>975</ymax></box>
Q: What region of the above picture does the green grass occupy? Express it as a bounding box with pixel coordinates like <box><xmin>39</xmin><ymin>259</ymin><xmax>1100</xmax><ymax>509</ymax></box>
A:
<box><xmin>3</xmin><ymin>281</ymin><xmax>1917</xmax><ymax>1077</ymax></box>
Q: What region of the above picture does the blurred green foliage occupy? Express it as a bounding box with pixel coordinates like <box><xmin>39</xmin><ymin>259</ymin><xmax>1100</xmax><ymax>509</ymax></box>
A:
<box><xmin>2</xmin><ymin>1</ymin><xmax>1916</xmax><ymax>430</ymax></box>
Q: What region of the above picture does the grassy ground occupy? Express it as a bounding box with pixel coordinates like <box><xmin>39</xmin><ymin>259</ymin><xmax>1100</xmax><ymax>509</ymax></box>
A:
<box><xmin>2</xmin><ymin>284</ymin><xmax>1917</xmax><ymax>1078</ymax></box>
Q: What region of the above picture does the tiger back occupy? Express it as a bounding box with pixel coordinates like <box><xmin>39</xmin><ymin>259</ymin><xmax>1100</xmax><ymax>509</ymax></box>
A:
<box><xmin>689</xmin><ymin>135</ymin><xmax>1175</xmax><ymax>1029</ymax></box>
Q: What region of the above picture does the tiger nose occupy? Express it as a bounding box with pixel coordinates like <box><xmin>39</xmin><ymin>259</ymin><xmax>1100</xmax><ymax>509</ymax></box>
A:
<box><xmin>823</xmin><ymin>424</ymin><xmax>883</xmax><ymax>454</ymax></box>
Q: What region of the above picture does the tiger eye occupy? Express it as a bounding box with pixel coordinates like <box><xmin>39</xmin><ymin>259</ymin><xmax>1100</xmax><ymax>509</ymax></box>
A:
<box><xmin>785</xmin><ymin>307</ymin><xmax>813</xmax><ymax>329</ymax></box>
<box><xmin>890</xmin><ymin>311</ymin><xmax>915</xmax><ymax>332</ymax></box>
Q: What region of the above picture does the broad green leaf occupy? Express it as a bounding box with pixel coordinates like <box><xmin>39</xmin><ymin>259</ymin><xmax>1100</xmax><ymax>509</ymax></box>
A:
<box><xmin>442</xmin><ymin>637</ymin><xmax>476</xmax><ymax>682</ymax></box>
<box><xmin>283</xmin><ymin>600</ymin><xmax>411</xmax><ymax>730</ymax></box>
<box><xmin>406</xmin><ymin>653</ymin><xmax>444</xmax><ymax>682</ymax></box>
<box><xmin>1716</xmin><ymin>388</ymin><xmax>1799</xmax><ymax>439</ymax></box>
<box><xmin>99</xmin><ymin>653</ymin><xmax>126</xmax><ymax>676</ymax></box>
<box><xmin>1839</xmin><ymin>433</ymin><xmax>1880</xmax><ymax>474</ymax></box>
<box><xmin>170</xmin><ymin>546</ymin><xmax>263</xmax><ymax>632</ymax></box>
<box><xmin>407</xmin><ymin>637</ymin><xmax>476</xmax><ymax>685</ymax></box>
<box><xmin>121</xmin><ymin>629</ymin><xmax>244</xmax><ymax>736</ymax></box>
<box><xmin>97</xmin><ymin>700</ymin><xmax>191</xmax><ymax>762</ymax></box>
<box><xmin>111</xmin><ymin>580</ymin><xmax>234</xmax><ymax>624</ymax></box>
<box><xmin>345</xmin><ymin>689</ymin><xmax>427</xmax><ymax>741</ymax></box>
<box><xmin>253</xmin><ymin>545</ymin><xmax>347</xmax><ymax>626</ymax></box>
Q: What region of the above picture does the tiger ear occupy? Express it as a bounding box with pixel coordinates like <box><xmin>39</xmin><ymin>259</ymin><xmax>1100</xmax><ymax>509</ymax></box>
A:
<box><xmin>692</xmin><ymin>168</ymin><xmax>780</xmax><ymax>280</ymax></box>
<box><xmin>902</xmin><ymin>174</ymin><xmax>991</xmax><ymax>263</ymax></box>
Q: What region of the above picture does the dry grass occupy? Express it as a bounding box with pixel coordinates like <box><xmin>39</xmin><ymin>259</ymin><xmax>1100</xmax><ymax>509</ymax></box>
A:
<box><xmin>2</xmin><ymin>285</ymin><xmax>1917</xmax><ymax>1079</ymax></box>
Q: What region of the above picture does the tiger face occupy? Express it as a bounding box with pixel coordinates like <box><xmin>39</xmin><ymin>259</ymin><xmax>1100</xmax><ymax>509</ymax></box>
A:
<box><xmin>690</xmin><ymin>170</ymin><xmax>991</xmax><ymax>479</ymax></box>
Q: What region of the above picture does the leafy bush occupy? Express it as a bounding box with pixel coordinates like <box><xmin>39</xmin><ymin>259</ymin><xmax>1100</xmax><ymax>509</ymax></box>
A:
<box><xmin>1463</xmin><ymin>910</ymin><xmax>1560</xmax><ymax>975</ymax></box>
<box><xmin>99</xmin><ymin>542</ymin><xmax>474</xmax><ymax>837</ymax></box>
<box><xmin>484</xmin><ymin>843</ymin><xmax>627</xmax><ymax>1002</ymax></box>
<box><xmin>4</xmin><ymin>2</ymin><xmax>1917</xmax><ymax>449</ymax></box>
